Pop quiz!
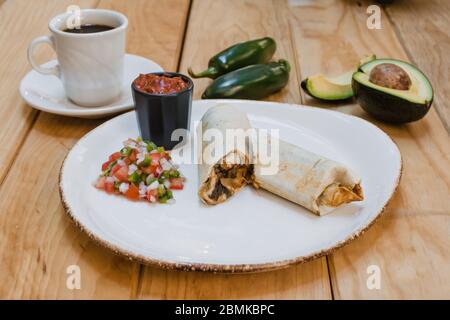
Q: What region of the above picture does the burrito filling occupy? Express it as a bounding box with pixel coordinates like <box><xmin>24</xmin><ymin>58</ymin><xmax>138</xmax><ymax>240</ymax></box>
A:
<box><xmin>200</xmin><ymin>163</ymin><xmax>254</xmax><ymax>204</ymax></box>
<box><xmin>318</xmin><ymin>183</ymin><xmax>363</xmax><ymax>208</ymax></box>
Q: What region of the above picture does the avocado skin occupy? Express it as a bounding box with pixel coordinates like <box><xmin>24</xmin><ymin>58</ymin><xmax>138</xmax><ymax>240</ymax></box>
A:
<box><xmin>300</xmin><ymin>79</ymin><xmax>309</xmax><ymax>94</ymax></box>
<box><xmin>301</xmin><ymin>78</ymin><xmax>353</xmax><ymax>102</ymax></box>
<box><xmin>352</xmin><ymin>79</ymin><xmax>432</xmax><ymax>123</ymax></box>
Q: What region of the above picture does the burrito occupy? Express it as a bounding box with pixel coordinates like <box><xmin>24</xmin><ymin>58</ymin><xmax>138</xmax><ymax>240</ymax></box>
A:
<box><xmin>198</xmin><ymin>104</ymin><xmax>254</xmax><ymax>205</ymax></box>
<box><xmin>197</xmin><ymin>104</ymin><xmax>363</xmax><ymax>214</ymax></box>
<box><xmin>253</xmin><ymin>138</ymin><xmax>363</xmax><ymax>215</ymax></box>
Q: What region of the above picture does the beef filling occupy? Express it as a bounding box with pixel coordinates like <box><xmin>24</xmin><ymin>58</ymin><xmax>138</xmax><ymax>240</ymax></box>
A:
<box><xmin>203</xmin><ymin>164</ymin><xmax>254</xmax><ymax>203</ymax></box>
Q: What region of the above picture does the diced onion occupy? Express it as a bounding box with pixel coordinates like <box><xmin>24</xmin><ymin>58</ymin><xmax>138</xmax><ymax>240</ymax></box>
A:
<box><xmin>139</xmin><ymin>182</ymin><xmax>147</xmax><ymax>195</ymax></box>
<box><xmin>163</xmin><ymin>180</ymin><xmax>171</xmax><ymax>189</ymax></box>
<box><xmin>148</xmin><ymin>180</ymin><xmax>159</xmax><ymax>190</ymax></box>
<box><xmin>128</xmin><ymin>164</ymin><xmax>138</xmax><ymax>175</ymax></box>
<box><xmin>106</xmin><ymin>177</ymin><xmax>115</xmax><ymax>183</ymax></box>
<box><xmin>123</xmin><ymin>139</ymin><xmax>136</xmax><ymax>148</ymax></box>
<box><xmin>146</xmin><ymin>174</ymin><xmax>155</xmax><ymax>185</ymax></box>
<box><xmin>136</xmin><ymin>153</ymin><xmax>145</xmax><ymax>164</ymax></box>
<box><xmin>119</xmin><ymin>183</ymin><xmax>129</xmax><ymax>193</ymax></box>
<box><xmin>160</xmin><ymin>158</ymin><xmax>172</xmax><ymax>171</ymax></box>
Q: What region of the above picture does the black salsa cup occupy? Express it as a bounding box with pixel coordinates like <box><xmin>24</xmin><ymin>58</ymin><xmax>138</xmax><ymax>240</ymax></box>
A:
<box><xmin>132</xmin><ymin>72</ymin><xmax>193</xmax><ymax>150</ymax></box>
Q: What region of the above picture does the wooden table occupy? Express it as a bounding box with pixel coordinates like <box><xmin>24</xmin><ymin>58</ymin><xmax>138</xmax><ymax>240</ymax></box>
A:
<box><xmin>0</xmin><ymin>0</ymin><xmax>448</xmax><ymax>299</ymax></box>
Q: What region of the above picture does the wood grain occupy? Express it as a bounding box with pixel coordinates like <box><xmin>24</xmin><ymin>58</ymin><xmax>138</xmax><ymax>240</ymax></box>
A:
<box><xmin>137</xmin><ymin>0</ymin><xmax>332</xmax><ymax>300</ymax></box>
<box><xmin>385</xmin><ymin>0</ymin><xmax>450</xmax><ymax>132</ymax></box>
<box><xmin>0</xmin><ymin>0</ymin><xmax>448</xmax><ymax>300</ymax></box>
<box><xmin>0</xmin><ymin>0</ymin><xmax>96</xmax><ymax>186</ymax></box>
<box><xmin>288</xmin><ymin>0</ymin><xmax>450</xmax><ymax>298</ymax></box>
<box><xmin>0</xmin><ymin>0</ymin><xmax>190</xmax><ymax>299</ymax></box>
<box><xmin>140</xmin><ymin>260</ymin><xmax>330</xmax><ymax>299</ymax></box>
<box><xmin>181</xmin><ymin>0</ymin><xmax>300</xmax><ymax>103</ymax></box>
<box><xmin>330</xmin><ymin>214</ymin><xmax>450</xmax><ymax>299</ymax></box>
<box><xmin>289</xmin><ymin>0</ymin><xmax>450</xmax><ymax>216</ymax></box>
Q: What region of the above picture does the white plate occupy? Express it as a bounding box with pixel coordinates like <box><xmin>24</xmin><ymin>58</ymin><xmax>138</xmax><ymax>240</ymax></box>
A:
<box><xmin>20</xmin><ymin>54</ymin><xmax>163</xmax><ymax>119</ymax></box>
<box><xmin>60</xmin><ymin>100</ymin><xmax>401</xmax><ymax>273</ymax></box>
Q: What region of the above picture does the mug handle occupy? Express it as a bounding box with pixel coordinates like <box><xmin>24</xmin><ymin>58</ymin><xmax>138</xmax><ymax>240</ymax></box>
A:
<box><xmin>27</xmin><ymin>35</ymin><xmax>60</xmax><ymax>77</ymax></box>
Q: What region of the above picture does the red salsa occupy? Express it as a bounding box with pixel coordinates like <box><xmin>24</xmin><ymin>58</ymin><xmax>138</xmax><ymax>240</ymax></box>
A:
<box><xmin>133</xmin><ymin>74</ymin><xmax>188</xmax><ymax>94</ymax></box>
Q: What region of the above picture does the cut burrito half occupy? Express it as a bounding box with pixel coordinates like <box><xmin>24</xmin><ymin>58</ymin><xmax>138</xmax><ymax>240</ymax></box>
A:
<box><xmin>198</xmin><ymin>104</ymin><xmax>254</xmax><ymax>205</ymax></box>
<box><xmin>253</xmin><ymin>138</ymin><xmax>363</xmax><ymax>215</ymax></box>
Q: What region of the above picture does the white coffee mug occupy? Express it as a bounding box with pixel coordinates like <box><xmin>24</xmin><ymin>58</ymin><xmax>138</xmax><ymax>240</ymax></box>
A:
<box><xmin>27</xmin><ymin>9</ymin><xmax>128</xmax><ymax>107</ymax></box>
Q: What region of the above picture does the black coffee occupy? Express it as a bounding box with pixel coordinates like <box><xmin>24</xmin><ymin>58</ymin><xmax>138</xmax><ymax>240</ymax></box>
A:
<box><xmin>64</xmin><ymin>24</ymin><xmax>115</xmax><ymax>34</ymax></box>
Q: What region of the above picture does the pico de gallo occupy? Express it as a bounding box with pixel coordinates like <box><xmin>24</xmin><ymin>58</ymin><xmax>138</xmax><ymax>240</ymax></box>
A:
<box><xmin>95</xmin><ymin>138</ymin><xmax>185</xmax><ymax>204</ymax></box>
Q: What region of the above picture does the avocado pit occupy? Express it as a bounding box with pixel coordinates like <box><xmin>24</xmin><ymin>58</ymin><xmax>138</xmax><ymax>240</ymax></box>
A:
<box><xmin>369</xmin><ymin>63</ymin><xmax>411</xmax><ymax>90</ymax></box>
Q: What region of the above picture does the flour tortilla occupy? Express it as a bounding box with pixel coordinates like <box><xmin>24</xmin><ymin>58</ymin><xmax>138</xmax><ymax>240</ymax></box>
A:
<box><xmin>254</xmin><ymin>138</ymin><xmax>363</xmax><ymax>215</ymax></box>
<box><xmin>197</xmin><ymin>105</ymin><xmax>363</xmax><ymax>213</ymax></box>
<box><xmin>197</xmin><ymin>104</ymin><xmax>254</xmax><ymax>205</ymax></box>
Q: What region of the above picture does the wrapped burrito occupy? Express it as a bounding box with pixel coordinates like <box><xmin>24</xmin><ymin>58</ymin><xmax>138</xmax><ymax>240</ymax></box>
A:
<box><xmin>197</xmin><ymin>104</ymin><xmax>363</xmax><ymax>214</ymax></box>
<box><xmin>198</xmin><ymin>105</ymin><xmax>254</xmax><ymax>204</ymax></box>
<box><xmin>254</xmin><ymin>138</ymin><xmax>363</xmax><ymax>215</ymax></box>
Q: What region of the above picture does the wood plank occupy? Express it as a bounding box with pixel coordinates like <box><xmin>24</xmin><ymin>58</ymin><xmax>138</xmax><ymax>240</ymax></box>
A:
<box><xmin>140</xmin><ymin>260</ymin><xmax>330</xmax><ymax>299</ymax></box>
<box><xmin>288</xmin><ymin>0</ymin><xmax>450</xmax><ymax>298</ymax></box>
<box><xmin>385</xmin><ymin>0</ymin><xmax>450</xmax><ymax>131</ymax></box>
<box><xmin>102</xmin><ymin>0</ymin><xmax>189</xmax><ymax>72</ymax></box>
<box><xmin>0</xmin><ymin>0</ymin><xmax>96</xmax><ymax>185</ymax></box>
<box><xmin>0</xmin><ymin>0</ymin><xmax>190</xmax><ymax>299</ymax></box>
<box><xmin>289</xmin><ymin>0</ymin><xmax>450</xmax><ymax>216</ymax></box>
<box><xmin>138</xmin><ymin>0</ymin><xmax>332</xmax><ymax>300</ymax></box>
<box><xmin>330</xmin><ymin>214</ymin><xmax>450</xmax><ymax>299</ymax></box>
<box><xmin>182</xmin><ymin>0</ymin><xmax>300</xmax><ymax>103</ymax></box>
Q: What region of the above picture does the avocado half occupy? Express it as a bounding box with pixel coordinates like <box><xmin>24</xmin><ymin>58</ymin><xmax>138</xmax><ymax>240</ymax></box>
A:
<box><xmin>301</xmin><ymin>71</ymin><xmax>354</xmax><ymax>101</ymax></box>
<box><xmin>301</xmin><ymin>54</ymin><xmax>376</xmax><ymax>101</ymax></box>
<box><xmin>352</xmin><ymin>59</ymin><xmax>433</xmax><ymax>123</ymax></box>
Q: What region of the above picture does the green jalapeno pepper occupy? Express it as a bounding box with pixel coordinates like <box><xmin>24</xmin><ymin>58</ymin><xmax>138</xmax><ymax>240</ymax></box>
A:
<box><xmin>188</xmin><ymin>37</ymin><xmax>276</xmax><ymax>79</ymax></box>
<box><xmin>201</xmin><ymin>59</ymin><xmax>290</xmax><ymax>100</ymax></box>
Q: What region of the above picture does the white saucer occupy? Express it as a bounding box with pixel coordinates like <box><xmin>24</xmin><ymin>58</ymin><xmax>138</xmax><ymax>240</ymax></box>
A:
<box><xmin>19</xmin><ymin>54</ymin><xmax>163</xmax><ymax>119</ymax></box>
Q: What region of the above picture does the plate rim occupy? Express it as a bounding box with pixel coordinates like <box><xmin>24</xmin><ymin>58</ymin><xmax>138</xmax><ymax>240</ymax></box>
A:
<box><xmin>59</xmin><ymin>99</ymin><xmax>402</xmax><ymax>273</ymax></box>
<box><xmin>19</xmin><ymin>54</ymin><xmax>163</xmax><ymax>118</ymax></box>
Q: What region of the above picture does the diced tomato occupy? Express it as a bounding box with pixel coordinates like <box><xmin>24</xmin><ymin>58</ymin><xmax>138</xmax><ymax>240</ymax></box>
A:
<box><xmin>109</xmin><ymin>152</ymin><xmax>122</xmax><ymax>162</ymax></box>
<box><xmin>101</xmin><ymin>161</ymin><xmax>111</xmax><ymax>171</ymax></box>
<box><xmin>97</xmin><ymin>139</ymin><xmax>184</xmax><ymax>202</ymax></box>
<box><xmin>105</xmin><ymin>180</ymin><xmax>115</xmax><ymax>194</ymax></box>
<box><xmin>149</xmin><ymin>153</ymin><xmax>161</xmax><ymax>166</ymax></box>
<box><xmin>110</xmin><ymin>164</ymin><xmax>122</xmax><ymax>175</ymax></box>
<box><xmin>125</xmin><ymin>184</ymin><xmax>140</xmax><ymax>200</ymax></box>
<box><xmin>113</xmin><ymin>165</ymin><xmax>129</xmax><ymax>182</ymax></box>
<box><xmin>146</xmin><ymin>189</ymin><xmax>158</xmax><ymax>202</ymax></box>
<box><xmin>95</xmin><ymin>176</ymin><xmax>106</xmax><ymax>189</ymax></box>
<box><xmin>161</xmin><ymin>152</ymin><xmax>171</xmax><ymax>160</ymax></box>
<box><xmin>170</xmin><ymin>178</ymin><xmax>184</xmax><ymax>190</ymax></box>
<box><xmin>142</xmin><ymin>164</ymin><xmax>158</xmax><ymax>175</ymax></box>
<box><xmin>129</xmin><ymin>149</ymin><xmax>138</xmax><ymax>162</ymax></box>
